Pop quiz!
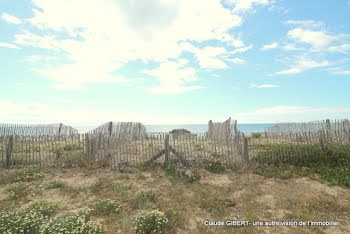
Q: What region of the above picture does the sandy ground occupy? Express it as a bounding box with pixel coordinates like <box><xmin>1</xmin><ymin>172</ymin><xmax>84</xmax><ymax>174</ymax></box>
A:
<box><xmin>0</xmin><ymin>167</ymin><xmax>349</xmax><ymax>234</ymax></box>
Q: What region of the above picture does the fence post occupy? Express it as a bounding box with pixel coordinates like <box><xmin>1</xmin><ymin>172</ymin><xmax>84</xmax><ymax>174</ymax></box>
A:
<box><xmin>326</xmin><ymin>119</ymin><xmax>331</xmax><ymax>143</ymax></box>
<box><xmin>58</xmin><ymin>123</ymin><xmax>63</xmax><ymax>137</ymax></box>
<box><xmin>85</xmin><ymin>133</ymin><xmax>90</xmax><ymax>162</ymax></box>
<box><xmin>164</xmin><ymin>134</ymin><xmax>169</xmax><ymax>167</ymax></box>
<box><xmin>243</xmin><ymin>137</ymin><xmax>249</xmax><ymax>163</ymax></box>
<box><xmin>319</xmin><ymin>130</ymin><xmax>325</xmax><ymax>152</ymax></box>
<box><xmin>6</xmin><ymin>135</ymin><xmax>14</xmax><ymax>168</ymax></box>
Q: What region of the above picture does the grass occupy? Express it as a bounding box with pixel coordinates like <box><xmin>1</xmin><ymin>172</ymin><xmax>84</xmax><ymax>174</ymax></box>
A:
<box><xmin>0</xmin><ymin>160</ymin><xmax>349</xmax><ymax>233</ymax></box>
<box><xmin>253</xmin><ymin>143</ymin><xmax>350</xmax><ymax>187</ymax></box>
<box><xmin>0</xmin><ymin>168</ymin><xmax>45</xmax><ymax>184</ymax></box>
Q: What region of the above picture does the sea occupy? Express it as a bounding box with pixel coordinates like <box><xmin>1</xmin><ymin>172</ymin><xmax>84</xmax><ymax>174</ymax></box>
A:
<box><xmin>74</xmin><ymin>124</ymin><xmax>275</xmax><ymax>134</ymax></box>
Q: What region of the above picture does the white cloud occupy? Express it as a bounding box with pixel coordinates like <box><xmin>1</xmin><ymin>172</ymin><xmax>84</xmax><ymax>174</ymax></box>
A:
<box><xmin>274</xmin><ymin>57</ymin><xmax>332</xmax><ymax>75</ymax></box>
<box><xmin>225</xmin><ymin>0</ymin><xmax>270</xmax><ymax>12</ymax></box>
<box><xmin>33</xmin><ymin>61</ymin><xmax>127</xmax><ymax>90</ymax></box>
<box><xmin>226</xmin><ymin>45</ymin><xmax>253</xmax><ymax>54</ymax></box>
<box><xmin>0</xmin><ymin>42</ymin><xmax>20</xmax><ymax>49</ymax></box>
<box><xmin>14</xmin><ymin>31</ymin><xmax>61</xmax><ymax>50</ymax></box>
<box><xmin>180</xmin><ymin>43</ymin><xmax>229</xmax><ymax>69</ymax></box>
<box><xmin>330</xmin><ymin>70</ymin><xmax>350</xmax><ymax>75</ymax></box>
<box><xmin>285</xmin><ymin>20</ymin><xmax>324</xmax><ymax>28</ymax></box>
<box><xmin>142</xmin><ymin>60</ymin><xmax>203</xmax><ymax>94</ymax></box>
<box><xmin>261</xmin><ymin>42</ymin><xmax>278</xmax><ymax>50</ymax></box>
<box><xmin>250</xmin><ymin>83</ymin><xmax>279</xmax><ymax>88</ymax></box>
<box><xmin>287</xmin><ymin>28</ymin><xmax>336</xmax><ymax>50</ymax></box>
<box><xmin>282</xmin><ymin>43</ymin><xmax>304</xmax><ymax>51</ymax></box>
<box><xmin>227</xmin><ymin>58</ymin><xmax>246</xmax><ymax>64</ymax></box>
<box><xmin>328</xmin><ymin>43</ymin><xmax>350</xmax><ymax>53</ymax></box>
<box><xmin>14</xmin><ymin>0</ymin><xmax>246</xmax><ymax>91</ymax></box>
<box><xmin>1</xmin><ymin>13</ymin><xmax>22</xmax><ymax>24</ymax></box>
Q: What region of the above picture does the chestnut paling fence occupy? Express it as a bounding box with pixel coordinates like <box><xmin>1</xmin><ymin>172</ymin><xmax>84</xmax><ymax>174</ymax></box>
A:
<box><xmin>0</xmin><ymin>119</ymin><xmax>350</xmax><ymax>170</ymax></box>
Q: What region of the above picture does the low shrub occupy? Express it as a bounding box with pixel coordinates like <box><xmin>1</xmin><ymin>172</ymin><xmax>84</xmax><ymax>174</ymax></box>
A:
<box><xmin>204</xmin><ymin>160</ymin><xmax>225</xmax><ymax>174</ymax></box>
<box><xmin>1</xmin><ymin>168</ymin><xmax>45</xmax><ymax>184</ymax></box>
<box><xmin>5</xmin><ymin>183</ymin><xmax>28</xmax><ymax>200</ymax></box>
<box><xmin>89</xmin><ymin>199</ymin><xmax>121</xmax><ymax>216</ymax></box>
<box><xmin>137</xmin><ymin>190</ymin><xmax>159</xmax><ymax>203</ymax></box>
<box><xmin>251</xmin><ymin>132</ymin><xmax>262</xmax><ymax>138</ymax></box>
<box><xmin>0</xmin><ymin>201</ymin><xmax>58</xmax><ymax>233</ymax></box>
<box><xmin>134</xmin><ymin>210</ymin><xmax>168</xmax><ymax>234</ymax></box>
<box><xmin>254</xmin><ymin>143</ymin><xmax>350</xmax><ymax>187</ymax></box>
<box><xmin>164</xmin><ymin>166</ymin><xmax>201</xmax><ymax>183</ymax></box>
<box><xmin>46</xmin><ymin>180</ymin><xmax>67</xmax><ymax>189</ymax></box>
<box><xmin>42</xmin><ymin>208</ymin><xmax>103</xmax><ymax>234</ymax></box>
<box><xmin>24</xmin><ymin>201</ymin><xmax>58</xmax><ymax>217</ymax></box>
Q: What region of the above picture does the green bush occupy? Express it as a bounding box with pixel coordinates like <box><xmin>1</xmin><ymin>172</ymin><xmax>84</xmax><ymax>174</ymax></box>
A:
<box><xmin>164</xmin><ymin>166</ymin><xmax>201</xmax><ymax>183</ymax></box>
<box><xmin>47</xmin><ymin>180</ymin><xmax>67</xmax><ymax>189</ymax></box>
<box><xmin>251</xmin><ymin>132</ymin><xmax>262</xmax><ymax>138</ymax></box>
<box><xmin>204</xmin><ymin>160</ymin><xmax>225</xmax><ymax>174</ymax></box>
<box><xmin>24</xmin><ymin>201</ymin><xmax>58</xmax><ymax>217</ymax></box>
<box><xmin>254</xmin><ymin>143</ymin><xmax>350</xmax><ymax>187</ymax></box>
<box><xmin>134</xmin><ymin>210</ymin><xmax>168</xmax><ymax>234</ymax></box>
<box><xmin>42</xmin><ymin>208</ymin><xmax>103</xmax><ymax>234</ymax></box>
<box><xmin>0</xmin><ymin>209</ymin><xmax>45</xmax><ymax>233</ymax></box>
<box><xmin>5</xmin><ymin>183</ymin><xmax>28</xmax><ymax>200</ymax></box>
<box><xmin>1</xmin><ymin>168</ymin><xmax>45</xmax><ymax>184</ymax></box>
<box><xmin>137</xmin><ymin>190</ymin><xmax>159</xmax><ymax>203</ymax></box>
<box><xmin>0</xmin><ymin>201</ymin><xmax>58</xmax><ymax>233</ymax></box>
<box><xmin>178</xmin><ymin>169</ymin><xmax>201</xmax><ymax>183</ymax></box>
<box><xmin>89</xmin><ymin>199</ymin><xmax>121</xmax><ymax>216</ymax></box>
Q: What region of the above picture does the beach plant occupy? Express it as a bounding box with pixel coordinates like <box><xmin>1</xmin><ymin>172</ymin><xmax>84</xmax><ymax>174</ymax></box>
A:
<box><xmin>0</xmin><ymin>201</ymin><xmax>58</xmax><ymax>233</ymax></box>
<box><xmin>134</xmin><ymin>210</ymin><xmax>168</xmax><ymax>234</ymax></box>
<box><xmin>46</xmin><ymin>180</ymin><xmax>67</xmax><ymax>189</ymax></box>
<box><xmin>254</xmin><ymin>143</ymin><xmax>350</xmax><ymax>187</ymax></box>
<box><xmin>164</xmin><ymin>165</ymin><xmax>200</xmax><ymax>183</ymax></box>
<box><xmin>89</xmin><ymin>199</ymin><xmax>121</xmax><ymax>216</ymax></box>
<box><xmin>251</xmin><ymin>132</ymin><xmax>262</xmax><ymax>138</ymax></box>
<box><xmin>0</xmin><ymin>168</ymin><xmax>45</xmax><ymax>184</ymax></box>
<box><xmin>5</xmin><ymin>183</ymin><xmax>29</xmax><ymax>200</ymax></box>
<box><xmin>24</xmin><ymin>201</ymin><xmax>58</xmax><ymax>217</ymax></box>
<box><xmin>204</xmin><ymin>160</ymin><xmax>225</xmax><ymax>174</ymax></box>
<box><xmin>137</xmin><ymin>190</ymin><xmax>159</xmax><ymax>203</ymax></box>
<box><xmin>41</xmin><ymin>207</ymin><xmax>103</xmax><ymax>234</ymax></box>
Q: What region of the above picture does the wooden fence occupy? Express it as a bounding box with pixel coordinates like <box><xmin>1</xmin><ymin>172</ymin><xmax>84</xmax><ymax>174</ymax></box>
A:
<box><xmin>0</xmin><ymin>123</ymin><xmax>78</xmax><ymax>137</ymax></box>
<box><xmin>0</xmin><ymin>119</ymin><xmax>349</xmax><ymax>170</ymax></box>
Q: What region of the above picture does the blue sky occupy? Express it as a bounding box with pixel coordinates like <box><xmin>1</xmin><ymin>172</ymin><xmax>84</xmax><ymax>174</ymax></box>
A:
<box><xmin>1</xmin><ymin>0</ymin><xmax>350</xmax><ymax>125</ymax></box>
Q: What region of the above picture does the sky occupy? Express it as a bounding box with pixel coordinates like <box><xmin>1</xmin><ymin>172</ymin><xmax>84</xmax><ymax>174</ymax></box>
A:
<box><xmin>0</xmin><ymin>0</ymin><xmax>350</xmax><ymax>126</ymax></box>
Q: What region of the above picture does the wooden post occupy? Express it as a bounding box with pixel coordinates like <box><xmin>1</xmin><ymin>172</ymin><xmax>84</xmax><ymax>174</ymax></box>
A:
<box><xmin>243</xmin><ymin>137</ymin><xmax>249</xmax><ymax>163</ymax></box>
<box><xmin>326</xmin><ymin>119</ymin><xmax>331</xmax><ymax>143</ymax></box>
<box><xmin>58</xmin><ymin>123</ymin><xmax>63</xmax><ymax>137</ymax></box>
<box><xmin>85</xmin><ymin>133</ymin><xmax>90</xmax><ymax>162</ymax></box>
<box><xmin>164</xmin><ymin>134</ymin><xmax>169</xmax><ymax>167</ymax></box>
<box><xmin>319</xmin><ymin>130</ymin><xmax>325</xmax><ymax>152</ymax></box>
<box><xmin>6</xmin><ymin>135</ymin><xmax>14</xmax><ymax>168</ymax></box>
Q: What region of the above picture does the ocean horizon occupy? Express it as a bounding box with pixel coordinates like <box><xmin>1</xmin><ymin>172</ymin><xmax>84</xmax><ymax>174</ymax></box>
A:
<box><xmin>73</xmin><ymin>123</ymin><xmax>275</xmax><ymax>134</ymax></box>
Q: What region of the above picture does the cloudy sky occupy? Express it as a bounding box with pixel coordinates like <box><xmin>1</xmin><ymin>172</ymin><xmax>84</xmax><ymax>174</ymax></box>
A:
<box><xmin>1</xmin><ymin>0</ymin><xmax>350</xmax><ymax>125</ymax></box>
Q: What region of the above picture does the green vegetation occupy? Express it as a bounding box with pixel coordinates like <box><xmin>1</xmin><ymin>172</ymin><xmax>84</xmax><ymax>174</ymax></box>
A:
<box><xmin>134</xmin><ymin>210</ymin><xmax>168</xmax><ymax>234</ymax></box>
<box><xmin>5</xmin><ymin>183</ymin><xmax>29</xmax><ymax>200</ymax></box>
<box><xmin>251</xmin><ymin>132</ymin><xmax>262</xmax><ymax>138</ymax></box>
<box><xmin>0</xmin><ymin>168</ymin><xmax>45</xmax><ymax>184</ymax></box>
<box><xmin>89</xmin><ymin>199</ymin><xmax>121</xmax><ymax>216</ymax></box>
<box><xmin>0</xmin><ymin>201</ymin><xmax>58</xmax><ymax>233</ymax></box>
<box><xmin>42</xmin><ymin>208</ymin><xmax>102</xmax><ymax>234</ymax></box>
<box><xmin>254</xmin><ymin>143</ymin><xmax>350</xmax><ymax>187</ymax></box>
<box><xmin>164</xmin><ymin>165</ymin><xmax>201</xmax><ymax>184</ymax></box>
<box><xmin>204</xmin><ymin>160</ymin><xmax>225</xmax><ymax>174</ymax></box>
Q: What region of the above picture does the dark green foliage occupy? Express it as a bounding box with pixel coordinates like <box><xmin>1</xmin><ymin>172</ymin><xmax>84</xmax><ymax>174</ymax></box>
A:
<box><xmin>204</xmin><ymin>160</ymin><xmax>225</xmax><ymax>174</ymax></box>
<box><xmin>253</xmin><ymin>143</ymin><xmax>350</xmax><ymax>187</ymax></box>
